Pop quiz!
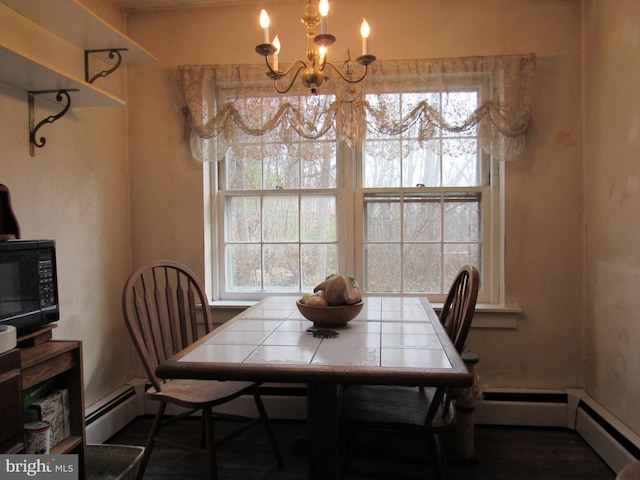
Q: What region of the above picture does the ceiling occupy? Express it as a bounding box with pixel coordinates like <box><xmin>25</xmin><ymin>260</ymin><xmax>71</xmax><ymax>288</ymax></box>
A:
<box><xmin>111</xmin><ymin>0</ymin><xmax>264</xmax><ymax>11</ymax></box>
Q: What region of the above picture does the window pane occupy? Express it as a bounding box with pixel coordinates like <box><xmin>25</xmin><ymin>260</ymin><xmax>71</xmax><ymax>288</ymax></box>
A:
<box><xmin>442</xmin><ymin>139</ymin><xmax>479</xmax><ymax>187</ymax></box>
<box><xmin>301</xmin><ymin>142</ymin><xmax>337</xmax><ymax>188</ymax></box>
<box><xmin>364</xmin><ymin>243</ymin><xmax>401</xmax><ymax>292</ymax></box>
<box><xmin>403</xmin><ymin>243</ymin><xmax>442</xmax><ymax>292</ymax></box>
<box><xmin>226</xmin><ymin>244</ymin><xmax>261</xmax><ymax>291</ymax></box>
<box><xmin>263</xmin><ymin>196</ymin><xmax>299</xmax><ymax>242</ymax></box>
<box><xmin>263</xmin><ymin>244</ymin><xmax>299</xmax><ymax>291</ymax></box>
<box><xmin>403</xmin><ymin>196</ymin><xmax>441</xmax><ymax>242</ymax></box>
<box><xmin>444</xmin><ymin>196</ymin><xmax>480</xmax><ymax>241</ymax></box>
<box><xmin>402</xmin><ymin>145</ymin><xmax>440</xmax><ymax>187</ymax></box>
<box><xmin>364</xmin><ymin>198</ymin><xmax>401</xmax><ymax>241</ymax></box>
<box><xmin>227</xmin><ymin>146</ymin><xmax>262</xmax><ymax>190</ymax></box>
<box><xmin>263</xmin><ymin>146</ymin><xmax>300</xmax><ymax>189</ymax></box>
<box><xmin>301</xmin><ymin>243</ymin><xmax>337</xmax><ymax>291</ymax></box>
<box><xmin>443</xmin><ymin>243</ymin><xmax>481</xmax><ymax>287</ymax></box>
<box><xmin>301</xmin><ymin>196</ymin><xmax>336</xmax><ymax>242</ymax></box>
<box><xmin>442</xmin><ymin>91</ymin><xmax>478</xmax><ymax>136</ymax></box>
<box><xmin>228</xmin><ymin>196</ymin><xmax>260</xmax><ymax>242</ymax></box>
<box><xmin>363</xmin><ymin>140</ymin><xmax>402</xmax><ymax>187</ymax></box>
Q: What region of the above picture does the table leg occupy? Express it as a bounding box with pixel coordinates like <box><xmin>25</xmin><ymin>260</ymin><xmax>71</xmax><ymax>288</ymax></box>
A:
<box><xmin>306</xmin><ymin>383</ymin><xmax>340</xmax><ymax>480</ymax></box>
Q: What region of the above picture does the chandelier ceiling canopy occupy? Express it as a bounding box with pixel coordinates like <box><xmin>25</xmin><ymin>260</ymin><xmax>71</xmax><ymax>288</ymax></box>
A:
<box><xmin>254</xmin><ymin>0</ymin><xmax>376</xmax><ymax>94</ymax></box>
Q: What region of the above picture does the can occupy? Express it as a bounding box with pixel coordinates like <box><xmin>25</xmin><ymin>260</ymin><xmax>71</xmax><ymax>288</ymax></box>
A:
<box><xmin>24</xmin><ymin>421</ymin><xmax>51</xmax><ymax>454</ymax></box>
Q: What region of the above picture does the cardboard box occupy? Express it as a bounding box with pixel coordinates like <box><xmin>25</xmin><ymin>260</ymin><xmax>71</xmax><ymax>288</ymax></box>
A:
<box><xmin>24</xmin><ymin>389</ymin><xmax>70</xmax><ymax>447</ymax></box>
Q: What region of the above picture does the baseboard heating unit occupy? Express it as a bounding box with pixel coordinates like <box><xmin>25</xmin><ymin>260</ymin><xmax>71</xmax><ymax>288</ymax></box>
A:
<box><xmin>475</xmin><ymin>389</ymin><xmax>640</xmax><ymax>473</ymax></box>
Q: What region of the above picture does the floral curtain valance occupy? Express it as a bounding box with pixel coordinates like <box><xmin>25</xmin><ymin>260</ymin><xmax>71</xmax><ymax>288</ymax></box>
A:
<box><xmin>177</xmin><ymin>53</ymin><xmax>536</xmax><ymax>163</ymax></box>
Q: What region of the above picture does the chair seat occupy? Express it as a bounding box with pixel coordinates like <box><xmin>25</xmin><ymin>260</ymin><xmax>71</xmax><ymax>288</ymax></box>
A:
<box><xmin>341</xmin><ymin>385</ymin><xmax>454</xmax><ymax>432</ymax></box>
<box><xmin>146</xmin><ymin>379</ymin><xmax>257</xmax><ymax>409</ymax></box>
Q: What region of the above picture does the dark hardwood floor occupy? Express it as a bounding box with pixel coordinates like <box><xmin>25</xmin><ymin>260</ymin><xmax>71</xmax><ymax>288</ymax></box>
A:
<box><xmin>107</xmin><ymin>415</ymin><xmax>616</xmax><ymax>480</ymax></box>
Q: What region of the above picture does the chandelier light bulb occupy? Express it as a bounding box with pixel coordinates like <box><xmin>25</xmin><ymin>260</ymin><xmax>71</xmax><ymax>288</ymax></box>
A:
<box><xmin>360</xmin><ymin>18</ymin><xmax>370</xmax><ymax>55</ymax></box>
<box><xmin>319</xmin><ymin>0</ymin><xmax>329</xmax><ymax>34</ymax></box>
<box><xmin>260</xmin><ymin>9</ymin><xmax>270</xmax><ymax>43</ymax></box>
<box><xmin>319</xmin><ymin>45</ymin><xmax>327</xmax><ymax>65</ymax></box>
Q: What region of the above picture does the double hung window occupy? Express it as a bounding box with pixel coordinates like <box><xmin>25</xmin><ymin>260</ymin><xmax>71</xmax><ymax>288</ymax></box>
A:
<box><xmin>216</xmin><ymin>87</ymin><xmax>498</xmax><ymax>303</ymax></box>
<box><xmin>218</xmin><ymin>94</ymin><xmax>340</xmax><ymax>295</ymax></box>
<box><xmin>178</xmin><ymin>54</ymin><xmax>535</xmax><ymax>305</ymax></box>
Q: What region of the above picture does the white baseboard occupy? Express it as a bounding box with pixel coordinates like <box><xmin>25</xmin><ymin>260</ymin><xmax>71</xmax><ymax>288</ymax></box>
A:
<box><xmin>85</xmin><ymin>383</ymin><xmax>140</xmax><ymax>444</ymax></box>
<box><xmin>574</xmin><ymin>396</ymin><xmax>640</xmax><ymax>473</ymax></box>
<box><xmin>86</xmin><ymin>381</ymin><xmax>640</xmax><ymax>475</ymax></box>
<box><xmin>475</xmin><ymin>398</ymin><xmax>568</xmax><ymax>427</ymax></box>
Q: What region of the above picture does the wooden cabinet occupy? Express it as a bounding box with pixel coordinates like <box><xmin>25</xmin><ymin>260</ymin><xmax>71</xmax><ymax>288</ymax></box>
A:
<box><xmin>0</xmin><ymin>349</ymin><xmax>23</xmax><ymax>454</ymax></box>
<box><xmin>0</xmin><ymin>341</ymin><xmax>87</xmax><ymax>479</ymax></box>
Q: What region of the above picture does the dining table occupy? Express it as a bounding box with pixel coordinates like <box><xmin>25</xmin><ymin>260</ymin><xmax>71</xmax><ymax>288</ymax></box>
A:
<box><xmin>156</xmin><ymin>295</ymin><xmax>473</xmax><ymax>480</ymax></box>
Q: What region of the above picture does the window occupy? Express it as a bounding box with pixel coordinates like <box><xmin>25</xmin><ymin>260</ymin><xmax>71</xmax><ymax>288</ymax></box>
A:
<box><xmin>218</xmin><ymin>94</ymin><xmax>342</xmax><ymax>296</ymax></box>
<box><xmin>357</xmin><ymin>90</ymin><xmax>496</xmax><ymax>302</ymax></box>
<box><xmin>179</xmin><ymin>55</ymin><xmax>535</xmax><ymax>306</ymax></box>
<box><xmin>216</xmin><ymin>88</ymin><xmax>499</xmax><ymax>303</ymax></box>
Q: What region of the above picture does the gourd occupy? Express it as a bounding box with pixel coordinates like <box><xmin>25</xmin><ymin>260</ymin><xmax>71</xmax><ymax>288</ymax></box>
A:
<box><xmin>313</xmin><ymin>274</ymin><xmax>362</xmax><ymax>306</ymax></box>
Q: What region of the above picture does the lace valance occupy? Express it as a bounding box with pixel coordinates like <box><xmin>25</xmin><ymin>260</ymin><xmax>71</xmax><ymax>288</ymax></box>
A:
<box><xmin>178</xmin><ymin>53</ymin><xmax>536</xmax><ymax>163</ymax></box>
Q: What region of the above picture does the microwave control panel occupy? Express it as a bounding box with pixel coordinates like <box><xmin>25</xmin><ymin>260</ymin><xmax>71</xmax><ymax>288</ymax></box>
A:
<box><xmin>38</xmin><ymin>255</ymin><xmax>56</xmax><ymax>307</ymax></box>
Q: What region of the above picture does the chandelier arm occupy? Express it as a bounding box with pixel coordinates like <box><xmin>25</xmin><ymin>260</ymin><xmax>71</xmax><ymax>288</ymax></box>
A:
<box><xmin>264</xmin><ymin>56</ymin><xmax>307</xmax><ymax>79</ymax></box>
<box><xmin>323</xmin><ymin>61</ymin><xmax>369</xmax><ymax>84</ymax></box>
<box><xmin>273</xmin><ymin>64</ymin><xmax>307</xmax><ymax>94</ymax></box>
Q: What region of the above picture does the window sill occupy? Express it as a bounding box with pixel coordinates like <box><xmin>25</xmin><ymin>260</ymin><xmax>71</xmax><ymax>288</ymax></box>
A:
<box><xmin>431</xmin><ymin>303</ymin><xmax>522</xmax><ymax>329</ymax></box>
<box><xmin>209</xmin><ymin>300</ymin><xmax>522</xmax><ymax>329</ymax></box>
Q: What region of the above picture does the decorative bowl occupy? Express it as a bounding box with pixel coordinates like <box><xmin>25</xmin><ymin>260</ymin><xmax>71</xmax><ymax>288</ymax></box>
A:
<box><xmin>296</xmin><ymin>300</ymin><xmax>364</xmax><ymax>327</ymax></box>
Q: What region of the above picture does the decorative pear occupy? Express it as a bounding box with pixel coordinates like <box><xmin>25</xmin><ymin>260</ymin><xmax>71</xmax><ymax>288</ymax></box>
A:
<box><xmin>313</xmin><ymin>274</ymin><xmax>362</xmax><ymax>306</ymax></box>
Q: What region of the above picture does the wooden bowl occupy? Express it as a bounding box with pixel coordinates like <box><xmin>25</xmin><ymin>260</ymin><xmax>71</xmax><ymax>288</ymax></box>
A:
<box><xmin>296</xmin><ymin>300</ymin><xmax>364</xmax><ymax>327</ymax></box>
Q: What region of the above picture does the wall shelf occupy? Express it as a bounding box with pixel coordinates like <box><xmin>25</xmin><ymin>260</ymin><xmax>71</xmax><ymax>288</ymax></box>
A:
<box><xmin>0</xmin><ymin>0</ymin><xmax>156</xmax><ymax>64</ymax></box>
<box><xmin>0</xmin><ymin>0</ymin><xmax>156</xmax><ymax>155</ymax></box>
<box><xmin>0</xmin><ymin>43</ymin><xmax>125</xmax><ymax>107</ymax></box>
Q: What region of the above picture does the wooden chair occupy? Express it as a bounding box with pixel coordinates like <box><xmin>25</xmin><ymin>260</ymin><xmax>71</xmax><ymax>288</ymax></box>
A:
<box><xmin>339</xmin><ymin>265</ymin><xmax>479</xmax><ymax>480</ymax></box>
<box><xmin>122</xmin><ymin>260</ymin><xmax>284</xmax><ymax>480</ymax></box>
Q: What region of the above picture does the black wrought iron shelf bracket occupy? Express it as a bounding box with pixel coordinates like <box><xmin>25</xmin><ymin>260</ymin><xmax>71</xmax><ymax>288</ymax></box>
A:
<box><xmin>28</xmin><ymin>89</ymin><xmax>78</xmax><ymax>157</ymax></box>
<box><xmin>84</xmin><ymin>48</ymin><xmax>129</xmax><ymax>84</ymax></box>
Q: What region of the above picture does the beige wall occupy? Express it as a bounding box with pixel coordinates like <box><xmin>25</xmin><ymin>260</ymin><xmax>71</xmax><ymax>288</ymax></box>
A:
<box><xmin>0</xmin><ymin>0</ymin><xmax>135</xmax><ymax>407</ymax></box>
<box><xmin>584</xmin><ymin>0</ymin><xmax>640</xmax><ymax>433</ymax></box>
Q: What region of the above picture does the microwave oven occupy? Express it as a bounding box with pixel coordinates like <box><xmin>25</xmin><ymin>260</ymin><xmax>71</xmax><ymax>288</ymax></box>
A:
<box><xmin>0</xmin><ymin>239</ymin><xmax>59</xmax><ymax>335</ymax></box>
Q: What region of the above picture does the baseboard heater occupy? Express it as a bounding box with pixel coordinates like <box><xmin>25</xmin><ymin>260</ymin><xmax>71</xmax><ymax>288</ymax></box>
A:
<box><xmin>85</xmin><ymin>385</ymin><xmax>139</xmax><ymax>444</ymax></box>
<box><xmin>85</xmin><ymin>387</ymin><xmax>136</xmax><ymax>427</ymax></box>
<box><xmin>476</xmin><ymin>390</ymin><xmax>639</xmax><ymax>472</ymax></box>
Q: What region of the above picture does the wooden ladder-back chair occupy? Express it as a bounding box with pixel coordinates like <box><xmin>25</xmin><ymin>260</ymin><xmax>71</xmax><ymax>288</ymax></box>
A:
<box><xmin>339</xmin><ymin>265</ymin><xmax>479</xmax><ymax>480</ymax></box>
<box><xmin>122</xmin><ymin>260</ymin><xmax>283</xmax><ymax>480</ymax></box>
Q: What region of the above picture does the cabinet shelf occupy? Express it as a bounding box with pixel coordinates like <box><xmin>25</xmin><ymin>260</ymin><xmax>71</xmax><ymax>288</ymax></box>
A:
<box><xmin>20</xmin><ymin>340</ymin><xmax>87</xmax><ymax>478</ymax></box>
<box><xmin>51</xmin><ymin>435</ymin><xmax>83</xmax><ymax>455</ymax></box>
<box><xmin>0</xmin><ymin>0</ymin><xmax>156</xmax><ymax>64</ymax></box>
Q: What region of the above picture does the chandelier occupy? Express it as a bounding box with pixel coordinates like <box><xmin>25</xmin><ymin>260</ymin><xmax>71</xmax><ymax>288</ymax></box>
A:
<box><xmin>255</xmin><ymin>0</ymin><xmax>376</xmax><ymax>94</ymax></box>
